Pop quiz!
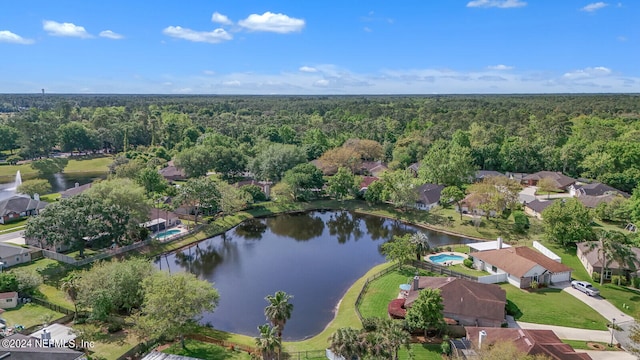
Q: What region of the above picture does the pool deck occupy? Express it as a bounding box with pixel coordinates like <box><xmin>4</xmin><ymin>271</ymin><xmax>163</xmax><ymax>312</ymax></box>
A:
<box><xmin>425</xmin><ymin>251</ymin><xmax>468</xmax><ymax>266</ymax></box>
<box><xmin>154</xmin><ymin>225</ymin><xmax>188</xmax><ymax>242</ymax></box>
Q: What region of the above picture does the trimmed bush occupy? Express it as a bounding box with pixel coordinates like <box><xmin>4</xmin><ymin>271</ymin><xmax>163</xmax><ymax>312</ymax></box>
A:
<box><xmin>592</xmin><ymin>272</ymin><xmax>601</xmax><ymax>283</ymax></box>
<box><xmin>463</xmin><ymin>258</ymin><xmax>474</xmax><ymax>269</ymax></box>
<box><xmin>611</xmin><ymin>275</ymin><xmax>628</xmax><ymax>286</ymax></box>
<box><xmin>632</xmin><ymin>277</ymin><xmax>640</xmax><ymax>289</ymax></box>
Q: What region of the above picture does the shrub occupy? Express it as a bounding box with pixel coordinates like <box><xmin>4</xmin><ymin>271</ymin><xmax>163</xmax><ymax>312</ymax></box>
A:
<box><xmin>592</xmin><ymin>272</ymin><xmax>601</xmax><ymax>283</ymax></box>
<box><xmin>441</xmin><ymin>335</ymin><xmax>451</xmax><ymax>355</ymax></box>
<box><xmin>633</xmin><ymin>277</ymin><xmax>640</xmax><ymax>289</ymax></box>
<box><xmin>513</xmin><ymin>210</ymin><xmax>530</xmax><ymax>233</ymax></box>
<box><xmin>530</xmin><ymin>280</ymin><xmax>539</xmax><ymax>289</ymax></box>
<box><xmin>505</xmin><ymin>300</ymin><xmax>522</xmax><ymax>318</ymax></box>
<box><xmin>463</xmin><ymin>258</ymin><xmax>474</xmax><ymax>269</ymax></box>
<box><xmin>362</xmin><ymin>317</ymin><xmax>381</xmax><ymax>332</ymax></box>
<box><xmin>445</xmin><ymin>246</ymin><xmax>452</xmax><ymax>252</ymax></box>
<box><xmin>611</xmin><ymin>275</ymin><xmax>628</xmax><ymax>286</ymax></box>
<box><xmin>107</xmin><ymin>322</ymin><xmax>123</xmax><ymax>333</ymax></box>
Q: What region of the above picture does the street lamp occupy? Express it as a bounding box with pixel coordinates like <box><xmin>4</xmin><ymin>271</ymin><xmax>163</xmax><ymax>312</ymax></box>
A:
<box><xmin>610</xmin><ymin>318</ymin><xmax>616</xmax><ymax>347</ymax></box>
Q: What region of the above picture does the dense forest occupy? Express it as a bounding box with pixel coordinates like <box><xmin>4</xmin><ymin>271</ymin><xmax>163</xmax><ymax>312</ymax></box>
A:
<box><xmin>2</xmin><ymin>94</ymin><xmax>640</xmax><ymax>192</ymax></box>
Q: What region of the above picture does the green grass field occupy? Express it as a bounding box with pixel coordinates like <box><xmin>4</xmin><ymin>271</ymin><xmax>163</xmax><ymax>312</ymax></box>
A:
<box><xmin>502</xmin><ymin>285</ymin><xmax>608</xmax><ymax>330</ymax></box>
<box><xmin>1</xmin><ymin>303</ymin><xmax>64</xmax><ymax>328</ymax></box>
<box><xmin>562</xmin><ymin>339</ymin><xmax>621</xmax><ymax>351</ymax></box>
<box><xmin>0</xmin><ymin>219</ymin><xmax>27</xmax><ymax>233</ymax></box>
<box><xmin>74</xmin><ymin>323</ymin><xmax>139</xmax><ymax>360</ymax></box>
<box><xmin>399</xmin><ymin>343</ymin><xmax>442</xmax><ymax>359</ymax></box>
<box><xmin>163</xmin><ymin>339</ymin><xmax>252</xmax><ymax>360</ymax></box>
<box><xmin>0</xmin><ymin>156</ymin><xmax>113</xmax><ymax>184</ymax></box>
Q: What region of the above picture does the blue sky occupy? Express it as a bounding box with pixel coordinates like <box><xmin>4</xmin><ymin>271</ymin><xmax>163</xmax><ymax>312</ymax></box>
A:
<box><xmin>1</xmin><ymin>0</ymin><xmax>638</xmax><ymax>94</ymax></box>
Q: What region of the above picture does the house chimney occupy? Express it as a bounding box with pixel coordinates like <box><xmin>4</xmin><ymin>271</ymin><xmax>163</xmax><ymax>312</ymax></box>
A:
<box><xmin>479</xmin><ymin>330</ymin><xmax>487</xmax><ymax>349</ymax></box>
<box><xmin>41</xmin><ymin>328</ymin><xmax>51</xmax><ymax>346</ymax></box>
<box><xmin>497</xmin><ymin>237</ymin><xmax>503</xmax><ymax>250</ymax></box>
<box><xmin>74</xmin><ymin>182</ymin><xmax>80</xmax><ymax>188</ymax></box>
<box><xmin>413</xmin><ymin>276</ymin><xmax>420</xmax><ymax>291</ymax></box>
<box><xmin>264</xmin><ymin>183</ymin><xmax>271</xmax><ymax>199</ymax></box>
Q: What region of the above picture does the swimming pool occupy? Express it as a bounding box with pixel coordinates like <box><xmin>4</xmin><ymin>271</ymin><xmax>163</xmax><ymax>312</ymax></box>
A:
<box><xmin>153</xmin><ymin>229</ymin><xmax>182</xmax><ymax>239</ymax></box>
<box><xmin>428</xmin><ymin>254</ymin><xmax>466</xmax><ymax>264</ymax></box>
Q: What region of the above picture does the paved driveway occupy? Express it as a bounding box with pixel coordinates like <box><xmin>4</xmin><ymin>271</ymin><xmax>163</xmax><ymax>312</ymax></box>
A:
<box><xmin>583</xmin><ymin>350</ymin><xmax>637</xmax><ymax>360</ymax></box>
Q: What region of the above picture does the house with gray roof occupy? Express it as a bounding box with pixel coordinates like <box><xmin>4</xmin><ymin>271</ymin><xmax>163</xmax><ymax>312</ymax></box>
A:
<box><xmin>0</xmin><ymin>333</ymin><xmax>86</xmax><ymax>360</ymax></box>
<box><xmin>414</xmin><ymin>183</ymin><xmax>445</xmax><ymax>211</ymax></box>
<box><xmin>475</xmin><ymin>170</ymin><xmax>505</xmax><ymax>182</ymax></box>
<box><xmin>569</xmin><ymin>182</ymin><xmax>629</xmax><ymax>198</ymax></box>
<box><xmin>0</xmin><ymin>195</ymin><xmax>47</xmax><ymax>224</ymax></box>
<box><xmin>523</xmin><ymin>199</ymin><xmax>557</xmax><ymax>220</ymax></box>
<box><xmin>60</xmin><ymin>182</ymin><xmax>93</xmax><ymax>199</ymax></box>
<box><xmin>0</xmin><ymin>243</ymin><xmax>32</xmax><ymax>268</ymax></box>
<box><xmin>522</xmin><ymin>171</ymin><xmax>576</xmax><ymax>190</ymax></box>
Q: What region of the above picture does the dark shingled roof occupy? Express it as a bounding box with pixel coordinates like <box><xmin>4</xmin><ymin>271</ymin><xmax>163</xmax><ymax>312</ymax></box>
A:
<box><xmin>0</xmin><ymin>195</ymin><xmax>47</xmax><ymax>216</ymax></box>
<box><xmin>59</xmin><ymin>183</ymin><xmax>92</xmax><ymax>198</ymax></box>
<box><xmin>524</xmin><ymin>199</ymin><xmax>557</xmax><ymax>214</ymax></box>
<box><xmin>573</xmin><ymin>182</ymin><xmax>629</xmax><ymax>198</ymax></box>
<box><xmin>0</xmin><ymin>243</ymin><xmax>30</xmax><ymax>258</ymax></box>
<box><xmin>416</xmin><ymin>183</ymin><xmax>445</xmax><ymax>205</ymax></box>
<box><xmin>0</xmin><ymin>334</ymin><xmax>85</xmax><ymax>360</ymax></box>
<box><xmin>523</xmin><ymin>171</ymin><xmax>576</xmax><ymax>189</ymax></box>
<box><xmin>465</xmin><ymin>327</ymin><xmax>592</xmax><ymax>360</ymax></box>
<box><xmin>476</xmin><ymin>170</ymin><xmax>505</xmax><ymax>180</ymax></box>
<box><xmin>405</xmin><ymin>277</ymin><xmax>506</xmax><ymax>324</ymax></box>
<box><xmin>577</xmin><ymin>194</ymin><xmax>620</xmax><ymax>209</ymax></box>
<box><xmin>577</xmin><ymin>242</ymin><xmax>640</xmax><ymax>270</ymax></box>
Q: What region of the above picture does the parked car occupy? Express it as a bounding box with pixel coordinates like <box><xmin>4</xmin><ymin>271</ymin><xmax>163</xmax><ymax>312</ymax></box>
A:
<box><xmin>571</xmin><ymin>280</ymin><xmax>600</xmax><ymax>296</ymax></box>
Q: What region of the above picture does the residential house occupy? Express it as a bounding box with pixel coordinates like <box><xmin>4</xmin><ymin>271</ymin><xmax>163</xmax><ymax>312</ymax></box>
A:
<box><xmin>235</xmin><ymin>179</ymin><xmax>271</xmax><ymax>199</ymax></box>
<box><xmin>569</xmin><ymin>182</ymin><xmax>629</xmax><ymax>198</ymax></box>
<box><xmin>31</xmin><ymin>324</ymin><xmax>77</xmax><ymax>347</ymax></box>
<box><xmin>407</xmin><ymin>162</ymin><xmax>421</xmax><ymax>177</ymax></box>
<box><xmin>464</xmin><ymin>327</ymin><xmax>591</xmax><ymax>360</ymax></box>
<box><xmin>523</xmin><ymin>199</ymin><xmax>557</xmax><ymax>220</ymax></box>
<box><xmin>456</xmin><ymin>194</ymin><xmax>498</xmax><ymax>217</ymax></box>
<box><xmin>59</xmin><ymin>182</ymin><xmax>93</xmax><ymax>199</ymax></box>
<box><xmin>505</xmin><ymin>172</ymin><xmax>529</xmax><ymax>183</ymax></box>
<box><xmin>0</xmin><ymin>195</ymin><xmax>48</xmax><ymax>224</ymax></box>
<box><xmin>0</xmin><ymin>243</ymin><xmax>32</xmax><ymax>268</ymax></box>
<box><xmin>142</xmin><ymin>208</ymin><xmax>181</xmax><ymax>232</ymax></box>
<box><xmin>358</xmin><ymin>176</ymin><xmax>379</xmax><ymax>193</ymax></box>
<box><xmin>577</xmin><ymin>194</ymin><xmax>622</xmax><ymax>209</ymax></box>
<box><xmin>468</xmin><ymin>238</ymin><xmax>511</xmax><ymax>253</ymax></box>
<box><xmin>158</xmin><ymin>160</ymin><xmax>186</xmax><ymax>181</ymax></box>
<box><xmin>142</xmin><ymin>352</ymin><xmax>201</xmax><ymax>360</ymax></box>
<box><xmin>0</xmin><ymin>333</ymin><xmax>86</xmax><ymax>360</ymax></box>
<box><xmin>403</xmin><ymin>277</ymin><xmax>507</xmax><ymax>327</ymax></box>
<box><xmin>522</xmin><ymin>171</ymin><xmax>576</xmax><ymax>190</ymax></box>
<box><xmin>475</xmin><ymin>170</ymin><xmax>505</xmax><ymax>183</ymax></box>
<box><xmin>472</xmin><ymin>246</ymin><xmax>573</xmax><ymax>288</ymax></box>
<box><xmin>0</xmin><ymin>292</ymin><xmax>18</xmax><ymax>309</ymax></box>
<box><xmin>576</xmin><ymin>241</ymin><xmax>640</xmax><ymax>281</ymax></box>
<box><xmin>414</xmin><ymin>183</ymin><xmax>445</xmax><ymax>211</ymax></box>
<box><xmin>360</xmin><ymin>161</ymin><xmax>388</xmax><ymax>177</ymax></box>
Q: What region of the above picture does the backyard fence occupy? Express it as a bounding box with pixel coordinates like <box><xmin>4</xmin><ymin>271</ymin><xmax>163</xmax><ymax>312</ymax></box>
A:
<box><xmin>30</xmin><ymin>297</ymin><xmax>75</xmax><ymax>316</ymax></box>
<box><xmin>284</xmin><ymin>349</ymin><xmax>329</xmax><ymax>360</ymax></box>
<box><xmin>410</xmin><ymin>260</ymin><xmax>479</xmax><ymax>282</ymax></box>
<box><xmin>354</xmin><ymin>263</ymin><xmax>401</xmax><ymax>323</ymax></box>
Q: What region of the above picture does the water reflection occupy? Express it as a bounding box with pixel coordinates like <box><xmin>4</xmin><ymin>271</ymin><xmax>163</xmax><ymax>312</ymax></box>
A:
<box><xmin>266</xmin><ymin>212</ymin><xmax>325</xmax><ymax>241</ymax></box>
<box><xmin>156</xmin><ymin>211</ymin><xmax>474</xmax><ymax>340</ymax></box>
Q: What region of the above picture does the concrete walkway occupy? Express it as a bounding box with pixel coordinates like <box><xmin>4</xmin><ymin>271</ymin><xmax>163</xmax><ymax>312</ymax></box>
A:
<box><xmin>552</xmin><ymin>282</ymin><xmax>635</xmax><ymax>323</ymax></box>
<box><xmin>583</xmin><ymin>350</ymin><xmax>637</xmax><ymax>360</ymax></box>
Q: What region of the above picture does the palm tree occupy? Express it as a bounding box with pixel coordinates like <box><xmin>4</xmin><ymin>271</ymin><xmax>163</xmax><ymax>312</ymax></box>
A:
<box><xmin>410</xmin><ymin>232</ymin><xmax>430</xmax><ymax>261</ymax></box>
<box><xmin>380</xmin><ymin>319</ymin><xmax>411</xmax><ymax>360</ymax></box>
<box><xmin>328</xmin><ymin>327</ymin><xmax>363</xmax><ymax>360</ymax></box>
<box><xmin>264</xmin><ymin>291</ymin><xmax>294</xmax><ymax>339</ymax></box>
<box><xmin>586</xmin><ymin>230</ymin><xmax>633</xmax><ymax>285</ymax></box>
<box><xmin>255</xmin><ymin>324</ymin><xmax>280</xmax><ymax>360</ymax></box>
<box><xmin>60</xmin><ymin>272</ymin><xmax>80</xmax><ymax>320</ymax></box>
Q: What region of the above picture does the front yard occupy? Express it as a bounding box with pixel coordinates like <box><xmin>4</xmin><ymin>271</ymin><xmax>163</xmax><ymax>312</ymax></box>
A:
<box><xmin>502</xmin><ymin>285</ymin><xmax>608</xmax><ymax>330</ymax></box>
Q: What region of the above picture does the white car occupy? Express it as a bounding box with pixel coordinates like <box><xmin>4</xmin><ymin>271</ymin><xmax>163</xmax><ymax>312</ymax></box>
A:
<box><xmin>571</xmin><ymin>280</ymin><xmax>600</xmax><ymax>296</ymax></box>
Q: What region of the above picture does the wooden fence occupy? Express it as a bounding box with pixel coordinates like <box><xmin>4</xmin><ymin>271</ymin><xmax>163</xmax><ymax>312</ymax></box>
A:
<box><xmin>409</xmin><ymin>260</ymin><xmax>479</xmax><ymax>281</ymax></box>
<box><xmin>354</xmin><ymin>263</ymin><xmax>401</xmax><ymax>322</ymax></box>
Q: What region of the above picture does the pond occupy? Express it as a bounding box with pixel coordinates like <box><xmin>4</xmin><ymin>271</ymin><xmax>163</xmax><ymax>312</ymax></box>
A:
<box><xmin>0</xmin><ymin>172</ymin><xmax>103</xmax><ymax>201</ymax></box>
<box><xmin>155</xmin><ymin>210</ymin><xmax>475</xmax><ymax>340</ymax></box>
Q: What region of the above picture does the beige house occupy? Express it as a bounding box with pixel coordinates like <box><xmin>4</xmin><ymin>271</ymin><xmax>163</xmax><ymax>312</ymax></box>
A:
<box><xmin>0</xmin><ymin>243</ymin><xmax>32</xmax><ymax>269</ymax></box>
<box><xmin>576</xmin><ymin>241</ymin><xmax>640</xmax><ymax>281</ymax></box>
<box><xmin>0</xmin><ymin>292</ymin><xmax>18</xmax><ymax>309</ymax></box>
<box><xmin>473</xmin><ymin>246</ymin><xmax>572</xmax><ymax>288</ymax></box>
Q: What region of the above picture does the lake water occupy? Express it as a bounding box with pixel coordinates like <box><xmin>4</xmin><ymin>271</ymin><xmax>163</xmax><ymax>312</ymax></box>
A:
<box><xmin>0</xmin><ymin>173</ymin><xmax>102</xmax><ymax>201</ymax></box>
<box><xmin>155</xmin><ymin>210</ymin><xmax>474</xmax><ymax>340</ymax></box>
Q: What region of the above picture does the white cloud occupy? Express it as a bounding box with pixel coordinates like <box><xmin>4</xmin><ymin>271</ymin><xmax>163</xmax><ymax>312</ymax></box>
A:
<box><xmin>487</xmin><ymin>64</ymin><xmax>514</xmax><ymax>70</ymax></box>
<box><xmin>238</xmin><ymin>12</ymin><xmax>305</xmax><ymax>33</ymax></box>
<box><xmin>43</xmin><ymin>20</ymin><xmax>92</xmax><ymax>38</ymax></box>
<box><xmin>211</xmin><ymin>12</ymin><xmax>233</xmax><ymax>25</ymax></box>
<box><xmin>0</xmin><ymin>30</ymin><xmax>34</xmax><ymax>44</ymax></box>
<box><xmin>299</xmin><ymin>66</ymin><xmax>318</xmax><ymax>73</ymax></box>
<box><xmin>99</xmin><ymin>30</ymin><xmax>124</xmax><ymax>40</ymax></box>
<box><xmin>581</xmin><ymin>2</ymin><xmax>608</xmax><ymax>12</ymax></box>
<box><xmin>222</xmin><ymin>80</ymin><xmax>241</xmax><ymax>86</ymax></box>
<box><xmin>162</xmin><ymin>26</ymin><xmax>232</xmax><ymax>44</ymax></box>
<box><xmin>314</xmin><ymin>79</ymin><xmax>330</xmax><ymax>87</ymax></box>
<box><xmin>562</xmin><ymin>66</ymin><xmax>612</xmax><ymax>79</ymax></box>
<box><xmin>203</xmin><ymin>70</ymin><xmax>216</xmax><ymax>75</ymax></box>
<box><xmin>364</xmin><ymin>27</ymin><xmax>372</xmax><ymax>32</ymax></box>
<box><xmin>467</xmin><ymin>0</ymin><xmax>527</xmax><ymax>8</ymax></box>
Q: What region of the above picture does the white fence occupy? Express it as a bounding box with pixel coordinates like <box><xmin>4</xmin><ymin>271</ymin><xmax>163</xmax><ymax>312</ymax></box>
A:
<box><xmin>533</xmin><ymin>240</ymin><xmax>561</xmax><ymax>262</ymax></box>
<box><xmin>477</xmin><ymin>273</ymin><xmax>507</xmax><ymax>284</ymax></box>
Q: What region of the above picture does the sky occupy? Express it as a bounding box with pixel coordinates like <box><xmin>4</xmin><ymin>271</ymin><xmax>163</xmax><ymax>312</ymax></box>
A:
<box><xmin>0</xmin><ymin>0</ymin><xmax>638</xmax><ymax>94</ymax></box>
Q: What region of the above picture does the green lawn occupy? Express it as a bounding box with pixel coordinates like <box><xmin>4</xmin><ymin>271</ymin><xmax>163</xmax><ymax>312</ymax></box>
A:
<box><xmin>11</xmin><ymin>257</ymin><xmax>72</xmax><ymax>282</ymax></box>
<box><xmin>502</xmin><ymin>285</ymin><xmax>608</xmax><ymax>330</ymax></box>
<box><xmin>448</xmin><ymin>263</ymin><xmax>490</xmax><ymax>277</ymax></box>
<box><xmin>1</xmin><ymin>303</ymin><xmax>64</xmax><ymax>328</ymax></box>
<box><xmin>0</xmin><ymin>219</ymin><xmax>27</xmax><ymax>233</ymax></box>
<box><xmin>399</xmin><ymin>343</ymin><xmax>442</xmax><ymax>360</ymax></box>
<box><xmin>64</xmin><ymin>156</ymin><xmax>113</xmax><ymax>174</ymax></box>
<box><xmin>536</xmin><ymin>240</ymin><xmax>640</xmax><ymax>317</ymax></box>
<box><xmin>0</xmin><ymin>163</ymin><xmax>38</xmax><ymax>182</ymax></box>
<box><xmin>562</xmin><ymin>339</ymin><xmax>620</xmax><ymax>351</ymax></box>
<box><xmin>163</xmin><ymin>339</ymin><xmax>251</xmax><ymax>360</ymax></box>
<box><xmin>74</xmin><ymin>323</ymin><xmax>139</xmax><ymax>360</ymax></box>
<box><xmin>36</xmin><ymin>283</ymin><xmax>74</xmax><ymax>310</ymax></box>
<box><xmin>357</xmin><ymin>267</ymin><xmax>434</xmax><ymax>319</ymax></box>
